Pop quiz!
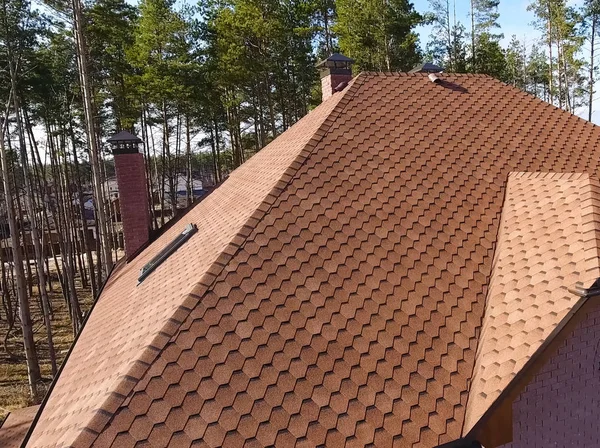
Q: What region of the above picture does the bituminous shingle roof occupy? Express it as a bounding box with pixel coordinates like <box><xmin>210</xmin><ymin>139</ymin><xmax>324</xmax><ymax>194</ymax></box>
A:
<box><xmin>24</xmin><ymin>72</ymin><xmax>600</xmax><ymax>447</ymax></box>
<box><xmin>464</xmin><ymin>172</ymin><xmax>600</xmax><ymax>434</ymax></box>
<box><xmin>0</xmin><ymin>405</ymin><xmax>39</xmax><ymax>448</ymax></box>
<box><xmin>26</xmin><ymin>81</ymin><xmax>352</xmax><ymax>448</ymax></box>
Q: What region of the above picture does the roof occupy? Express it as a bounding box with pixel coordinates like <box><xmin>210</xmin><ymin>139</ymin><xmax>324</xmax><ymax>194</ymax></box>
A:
<box><xmin>464</xmin><ymin>172</ymin><xmax>600</xmax><ymax>433</ymax></box>
<box><xmin>106</xmin><ymin>130</ymin><xmax>143</xmax><ymax>144</ymax></box>
<box><xmin>0</xmin><ymin>405</ymin><xmax>39</xmax><ymax>448</ymax></box>
<box><xmin>409</xmin><ymin>63</ymin><xmax>444</xmax><ymax>73</ymax></box>
<box><xmin>26</xmin><ymin>79</ymin><xmax>351</xmax><ymax>448</ymax></box>
<box><xmin>316</xmin><ymin>53</ymin><xmax>355</xmax><ymax>68</ymax></box>
<box><xmin>26</xmin><ymin>73</ymin><xmax>600</xmax><ymax>448</ymax></box>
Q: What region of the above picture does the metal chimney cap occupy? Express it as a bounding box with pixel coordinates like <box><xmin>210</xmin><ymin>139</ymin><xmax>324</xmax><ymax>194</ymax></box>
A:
<box><xmin>316</xmin><ymin>53</ymin><xmax>355</xmax><ymax>68</ymax></box>
<box><xmin>107</xmin><ymin>130</ymin><xmax>142</xmax><ymax>144</ymax></box>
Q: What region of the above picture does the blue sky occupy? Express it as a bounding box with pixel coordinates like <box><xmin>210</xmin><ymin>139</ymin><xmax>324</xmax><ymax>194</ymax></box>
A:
<box><xmin>411</xmin><ymin>0</ymin><xmax>561</xmax><ymax>49</ymax></box>
<box><xmin>410</xmin><ymin>0</ymin><xmax>594</xmax><ymax>119</ymax></box>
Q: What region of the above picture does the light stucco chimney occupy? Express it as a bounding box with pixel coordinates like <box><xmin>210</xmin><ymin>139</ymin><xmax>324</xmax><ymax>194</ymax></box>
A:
<box><xmin>317</xmin><ymin>53</ymin><xmax>354</xmax><ymax>102</ymax></box>
<box><xmin>107</xmin><ymin>130</ymin><xmax>150</xmax><ymax>259</ymax></box>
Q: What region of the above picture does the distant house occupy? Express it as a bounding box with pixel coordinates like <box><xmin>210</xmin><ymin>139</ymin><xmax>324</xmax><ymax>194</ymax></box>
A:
<box><xmin>7</xmin><ymin>67</ymin><xmax>600</xmax><ymax>448</ymax></box>
<box><xmin>104</xmin><ymin>176</ymin><xmax>119</xmax><ymax>199</ymax></box>
<box><xmin>164</xmin><ymin>174</ymin><xmax>204</xmax><ymax>198</ymax></box>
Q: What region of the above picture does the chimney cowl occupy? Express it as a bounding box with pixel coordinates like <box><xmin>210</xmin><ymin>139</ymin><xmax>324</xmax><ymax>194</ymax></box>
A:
<box><xmin>107</xmin><ymin>130</ymin><xmax>143</xmax><ymax>155</ymax></box>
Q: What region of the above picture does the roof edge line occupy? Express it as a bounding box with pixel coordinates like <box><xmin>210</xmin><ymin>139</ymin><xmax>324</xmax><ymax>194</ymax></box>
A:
<box><xmin>73</xmin><ymin>73</ymin><xmax>368</xmax><ymax>448</ymax></box>
<box><xmin>21</xmin><ymin>260</ymin><xmax>120</xmax><ymax>448</ymax></box>
<box><xmin>465</xmin><ymin>291</ymin><xmax>597</xmax><ymax>444</ymax></box>
<box><xmin>581</xmin><ymin>175</ymin><xmax>600</xmax><ymax>285</ymax></box>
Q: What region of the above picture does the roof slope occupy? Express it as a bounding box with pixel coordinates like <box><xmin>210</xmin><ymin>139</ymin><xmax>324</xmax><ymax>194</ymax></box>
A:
<box><xmin>464</xmin><ymin>172</ymin><xmax>600</xmax><ymax>433</ymax></box>
<box><xmin>28</xmin><ymin>73</ymin><xmax>600</xmax><ymax>448</ymax></box>
<box><xmin>0</xmin><ymin>405</ymin><xmax>39</xmax><ymax>448</ymax></box>
<box><xmin>27</xmin><ymin>82</ymin><xmax>353</xmax><ymax>448</ymax></box>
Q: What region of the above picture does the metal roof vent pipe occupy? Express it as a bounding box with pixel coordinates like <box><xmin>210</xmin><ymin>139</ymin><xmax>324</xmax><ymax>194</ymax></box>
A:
<box><xmin>316</xmin><ymin>53</ymin><xmax>354</xmax><ymax>102</ymax></box>
<box><xmin>429</xmin><ymin>73</ymin><xmax>442</xmax><ymax>84</ymax></box>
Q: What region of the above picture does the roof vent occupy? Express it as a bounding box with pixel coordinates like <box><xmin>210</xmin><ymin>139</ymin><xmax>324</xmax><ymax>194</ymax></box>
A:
<box><xmin>334</xmin><ymin>81</ymin><xmax>349</xmax><ymax>92</ymax></box>
<box><xmin>138</xmin><ymin>223</ymin><xmax>198</xmax><ymax>284</ymax></box>
<box><xmin>429</xmin><ymin>73</ymin><xmax>441</xmax><ymax>84</ymax></box>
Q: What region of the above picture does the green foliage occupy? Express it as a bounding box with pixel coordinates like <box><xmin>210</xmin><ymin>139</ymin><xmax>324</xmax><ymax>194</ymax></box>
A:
<box><xmin>334</xmin><ymin>0</ymin><xmax>423</xmax><ymax>71</ymax></box>
<box><xmin>86</xmin><ymin>0</ymin><xmax>138</xmax><ymax>130</ymax></box>
<box><xmin>129</xmin><ymin>0</ymin><xmax>190</xmax><ymax>104</ymax></box>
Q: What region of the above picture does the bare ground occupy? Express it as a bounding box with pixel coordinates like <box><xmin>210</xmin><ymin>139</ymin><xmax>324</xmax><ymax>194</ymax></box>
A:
<box><xmin>0</xmin><ymin>270</ymin><xmax>94</xmax><ymax>422</ymax></box>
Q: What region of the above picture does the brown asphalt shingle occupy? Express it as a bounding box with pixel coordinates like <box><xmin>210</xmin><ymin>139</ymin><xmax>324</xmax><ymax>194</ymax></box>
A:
<box><xmin>0</xmin><ymin>405</ymin><xmax>39</xmax><ymax>448</ymax></box>
<box><xmin>464</xmin><ymin>172</ymin><xmax>600</xmax><ymax>433</ymax></box>
<box><xmin>26</xmin><ymin>73</ymin><xmax>600</xmax><ymax>447</ymax></box>
<box><xmin>27</xmin><ymin>83</ymin><xmax>350</xmax><ymax>448</ymax></box>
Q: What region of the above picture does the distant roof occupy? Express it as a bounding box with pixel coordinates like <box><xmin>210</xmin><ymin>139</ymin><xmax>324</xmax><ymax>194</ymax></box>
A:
<box><xmin>0</xmin><ymin>406</ymin><xmax>39</xmax><ymax>448</ymax></box>
<box><xmin>106</xmin><ymin>130</ymin><xmax>143</xmax><ymax>144</ymax></box>
<box><xmin>409</xmin><ymin>62</ymin><xmax>444</xmax><ymax>73</ymax></box>
<box><xmin>26</xmin><ymin>73</ymin><xmax>600</xmax><ymax>447</ymax></box>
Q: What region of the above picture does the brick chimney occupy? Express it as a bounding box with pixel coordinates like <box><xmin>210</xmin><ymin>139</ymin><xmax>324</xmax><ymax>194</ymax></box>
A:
<box><xmin>317</xmin><ymin>53</ymin><xmax>354</xmax><ymax>102</ymax></box>
<box><xmin>107</xmin><ymin>131</ymin><xmax>150</xmax><ymax>259</ymax></box>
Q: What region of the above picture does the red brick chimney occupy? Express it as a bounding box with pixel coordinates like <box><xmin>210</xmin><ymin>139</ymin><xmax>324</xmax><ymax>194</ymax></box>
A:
<box><xmin>317</xmin><ymin>53</ymin><xmax>355</xmax><ymax>102</ymax></box>
<box><xmin>107</xmin><ymin>131</ymin><xmax>150</xmax><ymax>259</ymax></box>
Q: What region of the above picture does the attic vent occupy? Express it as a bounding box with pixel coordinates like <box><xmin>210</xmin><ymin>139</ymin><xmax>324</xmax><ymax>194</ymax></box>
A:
<box><xmin>138</xmin><ymin>223</ymin><xmax>198</xmax><ymax>284</ymax></box>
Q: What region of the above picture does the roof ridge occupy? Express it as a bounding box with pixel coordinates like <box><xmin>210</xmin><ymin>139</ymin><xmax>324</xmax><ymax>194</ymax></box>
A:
<box><xmin>578</xmin><ymin>174</ymin><xmax>600</xmax><ymax>287</ymax></box>
<box><xmin>73</xmin><ymin>74</ymin><xmax>368</xmax><ymax>447</ymax></box>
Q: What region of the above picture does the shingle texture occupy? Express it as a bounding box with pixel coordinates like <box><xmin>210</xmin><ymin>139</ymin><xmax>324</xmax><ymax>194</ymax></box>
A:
<box><xmin>26</xmin><ymin>73</ymin><xmax>600</xmax><ymax>448</ymax></box>
<box><xmin>464</xmin><ymin>172</ymin><xmax>600</xmax><ymax>433</ymax></box>
<box><xmin>27</xmin><ymin>85</ymin><xmax>348</xmax><ymax>448</ymax></box>
<box><xmin>0</xmin><ymin>405</ymin><xmax>39</xmax><ymax>448</ymax></box>
<box><xmin>500</xmin><ymin>302</ymin><xmax>600</xmax><ymax>447</ymax></box>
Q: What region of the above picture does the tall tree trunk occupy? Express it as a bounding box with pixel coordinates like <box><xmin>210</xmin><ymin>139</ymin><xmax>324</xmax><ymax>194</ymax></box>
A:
<box><xmin>548</xmin><ymin>4</ymin><xmax>554</xmax><ymax>105</ymax></box>
<box><xmin>69</xmin><ymin>117</ymin><xmax>97</xmax><ymax>297</ymax></box>
<box><xmin>590</xmin><ymin>16</ymin><xmax>596</xmax><ymax>121</ymax></box>
<box><xmin>72</xmin><ymin>0</ymin><xmax>113</xmax><ymax>278</ymax></box>
<box><xmin>6</xmin><ymin>54</ymin><xmax>58</xmax><ymax>375</ymax></box>
<box><xmin>185</xmin><ymin>115</ymin><xmax>193</xmax><ymax>206</ymax></box>
<box><xmin>471</xmin><ymin>0</ymin><xmax>475</xmax><ymax>70</ymax></box>
<box><xmin>141</xmin><ymin>105</ymin><xmax>157</xmax><ymax>230</ymax></box>
<box><xmin>0</xmin><ymin>99</ymin><xmax>40</xmax><ymax>400</ymax></box>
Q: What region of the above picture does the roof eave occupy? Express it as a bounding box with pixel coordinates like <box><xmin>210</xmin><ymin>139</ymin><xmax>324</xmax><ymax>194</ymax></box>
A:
<box><xmin>465</xmin><ymin>284</ymin><xmax>600</xmax><ymax>447</ymax></box>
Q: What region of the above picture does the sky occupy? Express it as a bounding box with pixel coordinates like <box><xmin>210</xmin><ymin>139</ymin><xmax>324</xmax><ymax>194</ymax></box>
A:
<box><xmin>410</xmin><ymin>0</ymin><xmax>597</xmax><ymax>120</ymax></box>
<box><xmin>412</xmin><ymin>0</ymin><xmax>540</xmax><ymax>49</ymax></box>
<box><xmin>411</xmin><ymin>0</ymin><xmax>583</xmax><ymax>49</ymax></box>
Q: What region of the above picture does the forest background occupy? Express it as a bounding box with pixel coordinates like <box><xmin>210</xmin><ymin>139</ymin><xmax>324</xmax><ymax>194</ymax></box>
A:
<box><xmin>0</xmin><ymin>0</ymin><xmax>596</xmax><ymax>419</ymax></box>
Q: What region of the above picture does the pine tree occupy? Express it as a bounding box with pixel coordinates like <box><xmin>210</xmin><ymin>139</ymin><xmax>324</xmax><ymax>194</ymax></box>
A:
<box><xmin>470</xmin><ymin>0</ymin><xmax>502</xmax><ymax>72</ymax></box>
<box><xmin>86</xmin><ymin>0</ymin><xmax>138</xmax><ymax>131</ymax></box>
<box><xmin>335</xmin><ymin>0</ymin><xmax>423</xmax><ymax>71</ymax></box>
<box><xmin>504</xmin><ymin>35</ymin><xmax>526</xmax><ymax>88</ymax></box>
<box><xmin>129</xmin><ymin>0</ymin><xmax>190</xmax><ymax>217</ymax></box>
<box><xmin>582</xmin><ymin>0</ymin><xmax>600</xmax><ymax>120</ymax></box>
<box><xmin>427</xmin><ymin>0</ymin><xmax>467</xmax><ymax>72</ymax></box>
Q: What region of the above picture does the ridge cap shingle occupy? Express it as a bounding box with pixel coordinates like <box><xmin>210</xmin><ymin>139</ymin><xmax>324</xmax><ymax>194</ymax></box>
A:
<box><xmin>60</xmin><ymin>68</ymin><xmax>367</xmax><ymax>448</ymax></box>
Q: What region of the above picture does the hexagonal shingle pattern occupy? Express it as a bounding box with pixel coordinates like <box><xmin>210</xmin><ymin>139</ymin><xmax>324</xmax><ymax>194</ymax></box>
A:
<box><xmin>26</xmin><ymin>78</ymin><xmax>351</xmax><ymax>448</ymax></box>
<box><xmin>0</xmin><ymin>405</ymin><xmax>39</xmax><ymax>448</ymax></box>
<box><xmin>463</xmin><ymin>172</ymin><xmax>600</xmax><ymax>433</ymax></box>
<box><xmin>27</xmin><ymin>73</ymin><xmax>600</xmax><ymax>448</ymax></box>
